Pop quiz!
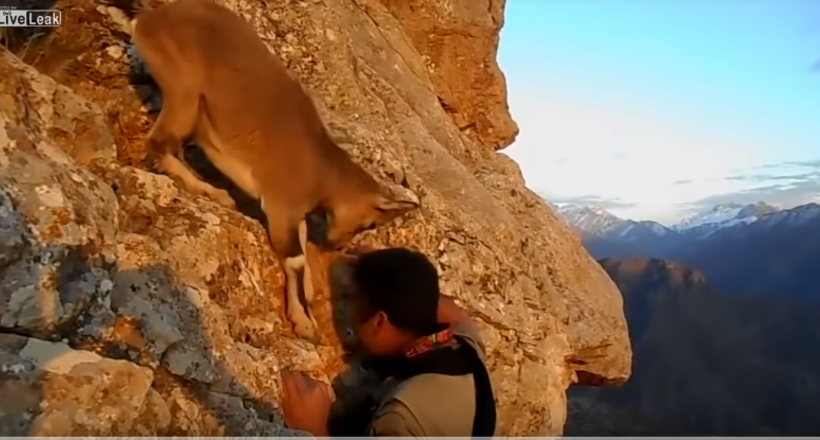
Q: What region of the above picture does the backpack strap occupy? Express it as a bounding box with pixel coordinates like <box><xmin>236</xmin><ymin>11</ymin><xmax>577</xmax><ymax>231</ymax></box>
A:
<box><xmin>454</xmin><ymin>335</ymin><xmax>497</xmax><ymax>438</ymax></box>
<box><xmin>386</xmin><ymin>336</ymin><xmax>497</xmax><ymax>438</ymax></box>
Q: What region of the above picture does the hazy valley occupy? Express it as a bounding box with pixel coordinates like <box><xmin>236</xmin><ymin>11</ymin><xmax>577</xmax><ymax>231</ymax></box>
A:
<box><xmin>558</xmin><ymin>202</ymin><xmax>820</xmax><ymax>435</ymax></box>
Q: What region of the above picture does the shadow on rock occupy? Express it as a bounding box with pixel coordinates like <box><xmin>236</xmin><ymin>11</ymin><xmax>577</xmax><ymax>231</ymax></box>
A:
<box><xmin>103</xmin><ymin>261</ymin><xmax>299</xmax><ymax>436</ymax></box>
<box><xmin>0</xmin><ymin>240</ymin><xmax>302</xmax><ymax>435</ymax></box>
<box><xmin>0</xmin><ymin>118</ymin><xmax>312</xmax><ymax>434</ymax></box>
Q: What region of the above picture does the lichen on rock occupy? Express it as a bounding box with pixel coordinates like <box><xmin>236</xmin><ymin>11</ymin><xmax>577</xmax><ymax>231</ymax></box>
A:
<box><xmin>0</xmin><ymin>0</ymin><xmax>631</xmax><ymax>436</ymax></box>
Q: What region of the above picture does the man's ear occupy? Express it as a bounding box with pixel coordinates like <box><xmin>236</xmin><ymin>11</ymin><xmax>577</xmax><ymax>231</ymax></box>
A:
<box><xmin>373</xmin><ymin>310</ymin><xmax>390</xmax><ymax>329</ymax></box>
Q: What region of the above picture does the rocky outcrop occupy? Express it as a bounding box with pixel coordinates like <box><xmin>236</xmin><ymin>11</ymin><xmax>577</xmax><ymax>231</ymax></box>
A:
<box><xmin>0</xmin><ymin>0</ymin><xmax>630</xmax><ymax>436</ymax></box>
<box><xmin>378</xmin><ymin>0</ymin><xmax>520</xmax><ymax>151</ymax></box>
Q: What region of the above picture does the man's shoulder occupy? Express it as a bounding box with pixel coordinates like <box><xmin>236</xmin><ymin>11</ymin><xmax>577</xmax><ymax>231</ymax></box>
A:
<box><xmin>373</xmin><ymin>373</ymin><xmax>477</xmax><ymax>437</ymax></box>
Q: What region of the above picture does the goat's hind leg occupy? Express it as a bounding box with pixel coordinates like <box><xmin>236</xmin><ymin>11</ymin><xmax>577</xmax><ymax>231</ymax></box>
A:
<box><xmin>147</xmin><ymin>89</ymin><xmax>235</xmax><ymax>209</ymax></box>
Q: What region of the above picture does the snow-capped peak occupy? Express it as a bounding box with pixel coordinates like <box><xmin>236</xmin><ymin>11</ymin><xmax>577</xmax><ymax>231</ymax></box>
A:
<box><xmin>673</xmin><ymin>202</ymin><xmax>778</xmax><ymax>232</ymax></box>
<box><xmin>644</xmin><ymin>221</ymin><xmax>669</xmax><ymax>236</ymax></box>
<box><xmin>758</xmin><ymin>203</ymin><xmax>820</xmax><ymax>228</ymax></box>
<box><xmin>736</xmin><ymin>201</ymin><xmax>779</xmax><ymax>219</ymax></box>
<box><xmin>558</xmin><ymin>204</ymin><xmax>613</xmax><ymax>216</ymax></box>
<box><xmin>557</xmin><ymin>205</ymin><xmax>624</xmax><ymax>236</ymax></box>
<box><xmin>555</xmin><ymin>205</ymin><xmax>674</xmax><ymax>240</ymax></box>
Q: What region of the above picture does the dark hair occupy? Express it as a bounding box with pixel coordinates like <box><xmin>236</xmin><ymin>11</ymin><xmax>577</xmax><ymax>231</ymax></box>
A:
<box><xmin>351</xmin><ymin>247</ymin><xmax>441</xmax><ymax>337</ymax></box>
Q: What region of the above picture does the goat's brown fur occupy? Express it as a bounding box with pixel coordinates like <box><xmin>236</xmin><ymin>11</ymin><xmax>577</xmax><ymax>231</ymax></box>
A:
<box><xmin>131</xmin><ymin>0</ymin><xmax>419</xmax><ymax>342</ymax></box>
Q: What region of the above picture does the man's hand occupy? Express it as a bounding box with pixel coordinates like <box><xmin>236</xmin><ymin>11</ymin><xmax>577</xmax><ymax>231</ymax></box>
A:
<box><xmin>281</xmin><ymin>370</ymin><xmax>332</xmax><ymax>437</ymax></box>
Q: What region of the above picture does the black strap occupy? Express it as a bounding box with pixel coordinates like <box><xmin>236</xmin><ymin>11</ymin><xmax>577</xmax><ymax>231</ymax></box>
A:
<box><xmin>457</xmin><ymin>335</ymin><xmax>497</xmax><ymax>438</ymax></box>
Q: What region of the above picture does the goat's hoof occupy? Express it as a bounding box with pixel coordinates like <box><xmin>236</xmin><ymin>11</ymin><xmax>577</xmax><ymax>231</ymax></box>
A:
<box><xmin>293</xmin><ymin>320</ymin><xmax>320</xmax><ymax>345</ymax></box>
<box><xmin>211</xmin><ymin>189</ymin><xmax>236</xmax><ymax>210</ymax></box>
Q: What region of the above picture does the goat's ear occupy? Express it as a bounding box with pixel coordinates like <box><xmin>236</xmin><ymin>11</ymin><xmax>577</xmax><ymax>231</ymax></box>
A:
<box><xmin>375</xmin><ymin>196</ymin><xmax>419</xmax><ymax>213</ymax></box>
<box><xmin>374</xmin><ymin>191</ymin><xmax>420</xmax><ymax>215</ymax></box>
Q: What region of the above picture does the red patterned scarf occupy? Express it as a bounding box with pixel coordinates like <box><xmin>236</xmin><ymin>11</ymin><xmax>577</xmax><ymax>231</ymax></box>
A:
<box><xmin>402</xmin><ymin>327</ymin><xmax>460</xmax><ymax>359</ymax></box>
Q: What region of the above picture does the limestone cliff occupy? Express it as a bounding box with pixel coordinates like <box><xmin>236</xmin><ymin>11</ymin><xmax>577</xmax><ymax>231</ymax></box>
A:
<box><xmin>0</xmin><ymin>0</ymin><xmax>631</xmax><ymax>435</ymax></box>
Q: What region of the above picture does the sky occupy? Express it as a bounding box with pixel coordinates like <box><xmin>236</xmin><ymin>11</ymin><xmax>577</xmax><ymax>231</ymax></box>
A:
<box><xmin>498</xmin><ymin>0</ymin><xmax>820</xmax><ymax>225</ymax></box>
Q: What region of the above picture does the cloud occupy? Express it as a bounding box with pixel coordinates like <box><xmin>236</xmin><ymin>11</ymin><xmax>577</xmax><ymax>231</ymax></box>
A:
<box><xmin>611</xmin><ymin>151</ymin><xmax>628</xmax><ymax>160</ymax></box>
<box><xmin>722</xmin><ymin>160</ymin><xmax>820</xmax><ymax>184</ymax></box>
<box><xmin>678</xmin><ymin>179</ymin><xmax>820</xmax><ymax>216</ymax></box>
<box><xmin>677</xmin><ymin>158</ymin><xmax>820</xmax><ymax>216</ymax></box>
<box><xmin>725</xmin><ymin>171</ymin><xmax>820</xmax><ymax>183</ymax></box>
<box><xmin>545</xmin><ymin>194</ymin><xmax>638</xmax><ymax>210</ymax></box>
<box><xmin>749</xmin><ymin>160</ymin><xmax>820</xmax><ymax>171</ymax></box>
<box><xmin>673</xmin><ymin>179</ymin><xmax>691</xmax><ymax>185</ymax></box>
<box><xmin>785</xmin><ymin>159</ymin><xmax>820</xmax><ymax>168</ymax></box>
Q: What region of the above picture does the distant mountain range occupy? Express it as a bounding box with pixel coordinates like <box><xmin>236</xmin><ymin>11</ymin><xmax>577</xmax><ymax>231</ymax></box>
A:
<box><xmin>554</xmin><ymin>201</ymin><xmax>820</xmax><ymax>300</ymax></box>
<box><xmin>670</xmin><ymin>202</ymin><xmax>779</xmax><ymax>232</ymax></box>
<box><xmin>566</xmin><ymin>257</ymin><xmax>820</xmax><ymax>436</ymax></box>
<box><xmin>557</xmin><ymin>201</ymin><xmax>787</xmax><ymax>243</ymax></box>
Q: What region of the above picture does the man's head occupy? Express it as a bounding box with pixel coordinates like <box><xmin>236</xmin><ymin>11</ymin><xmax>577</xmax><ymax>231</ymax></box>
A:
<box><xmin>348</xmin><ymin>247</ymin><xmax>441</xmax><ymax>358</ymax></box>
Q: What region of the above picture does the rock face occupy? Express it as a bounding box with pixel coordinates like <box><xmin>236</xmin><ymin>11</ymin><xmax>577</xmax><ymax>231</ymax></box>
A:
<box><xmin>0</xmin><ymin>0</ymin><xmax>630</xmax><ymax>436</ymax></box>
<box><xmin>378</xmin><ymin>0</ymin><xmax>520</xmax><ymax>151</ymax></box>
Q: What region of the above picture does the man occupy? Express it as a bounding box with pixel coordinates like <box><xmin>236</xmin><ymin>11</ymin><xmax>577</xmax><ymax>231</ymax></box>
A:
<box><xmin>280</xmin><ymin>247</ymin><xmax>496</xmax><ymax>437</ymax></box>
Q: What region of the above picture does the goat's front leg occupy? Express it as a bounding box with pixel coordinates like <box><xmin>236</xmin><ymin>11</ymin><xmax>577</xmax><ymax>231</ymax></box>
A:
<box><xmin>284</xmin><ymin>253</ymin><xmax>319</xmax><ymax>344</ymax></box>
<box><xmin>297</xmin><ymin>219</ymin><xmax>317</xmax><ymax>308</ymax></box>
<box><xmin>284</xmin><ymin>219</ymin><xmax>319</xmax><ymax>341</ymax></box>
<box><xmin>264</xmin><ymin>201</ymin><xmax>319</xmax><ymax>343</ymax></box>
